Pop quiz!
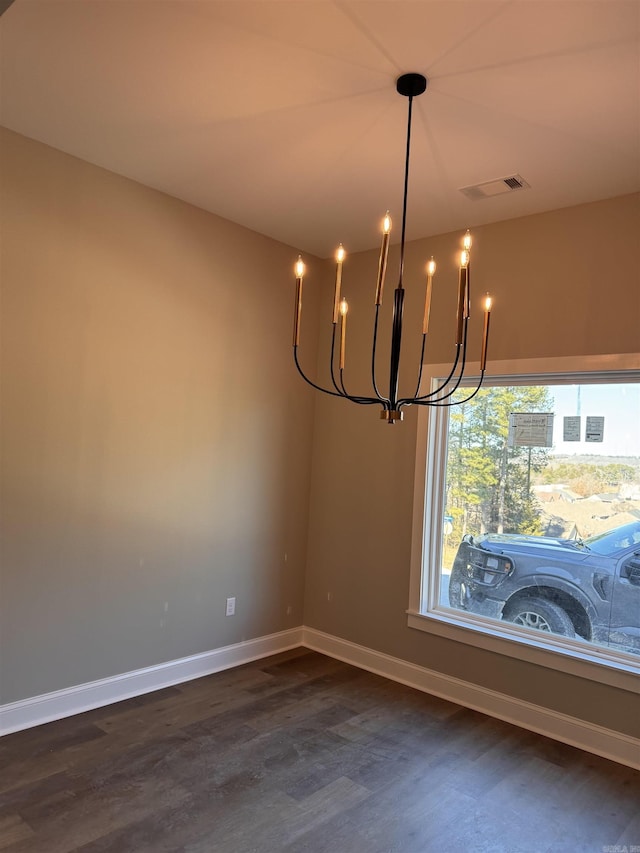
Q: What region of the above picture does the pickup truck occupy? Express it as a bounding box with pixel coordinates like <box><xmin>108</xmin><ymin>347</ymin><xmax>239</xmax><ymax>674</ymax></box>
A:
<box><xmin>448</xmin><ymin>520</ymin><xmax>640</xmax><ymax>654</ymax></box>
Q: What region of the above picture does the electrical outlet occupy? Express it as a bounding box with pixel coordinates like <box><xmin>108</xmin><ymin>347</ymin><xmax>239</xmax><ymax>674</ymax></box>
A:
<box><xmin>225</xmin><ymin>597</ymin><xmax>236</xmax><ymax>616</ymax></box>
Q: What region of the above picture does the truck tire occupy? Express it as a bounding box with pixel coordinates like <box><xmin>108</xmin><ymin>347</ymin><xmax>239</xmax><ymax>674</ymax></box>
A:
<box><xmin>503</xmin><ymin>596</ymin><xmax>575</xmax><ymax>637</ymax></box>
<box><xmin>448</xmin><ymin>564</ymin><xmax>468</xmax><ymax>609</ymax></box>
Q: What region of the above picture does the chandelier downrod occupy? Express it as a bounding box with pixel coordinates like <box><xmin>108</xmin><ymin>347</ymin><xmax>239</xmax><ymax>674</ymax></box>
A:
<box><xmin>292</xmin><ymin>73</ymin><xmax>492</xmax><ymax>424</ymax></box>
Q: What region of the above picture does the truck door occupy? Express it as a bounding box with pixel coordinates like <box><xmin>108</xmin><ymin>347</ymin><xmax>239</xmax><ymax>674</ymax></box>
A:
<box><xmin>608</xmin><ymin>550</ymin><xmax>640</xmax><ymax>653</ymax></box>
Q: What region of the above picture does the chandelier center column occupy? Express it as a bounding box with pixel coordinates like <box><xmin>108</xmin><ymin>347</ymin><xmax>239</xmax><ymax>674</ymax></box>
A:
<box><xmin>386</xmin><ymin>73</ymin><xmax>427</xmax><ymax>422</ymax></box>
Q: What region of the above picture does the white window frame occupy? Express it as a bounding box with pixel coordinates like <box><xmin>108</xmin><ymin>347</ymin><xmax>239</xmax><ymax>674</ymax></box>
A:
<box><xmin>408</xmin><ymin>353</ymin><xmax>640</xmax><ymax>695</ymax></box>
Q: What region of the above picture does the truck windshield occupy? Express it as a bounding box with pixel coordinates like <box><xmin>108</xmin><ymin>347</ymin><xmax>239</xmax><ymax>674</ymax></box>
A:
<box><xmin>583</xmin><ymin>521</ymin><xmax>640</xmax><ymax>556</ymax></box>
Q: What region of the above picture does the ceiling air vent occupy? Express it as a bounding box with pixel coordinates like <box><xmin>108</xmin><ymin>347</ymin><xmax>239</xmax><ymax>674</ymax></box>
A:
<box><xmin>459</xmin><ymin>174</ymin><xmax>530</xmax><ymax>201</ymax></box>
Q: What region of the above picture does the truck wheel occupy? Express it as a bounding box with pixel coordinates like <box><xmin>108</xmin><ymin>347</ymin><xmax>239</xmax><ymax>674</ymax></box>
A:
<box><xmin>448</xmin><ymin>565</ymin><xmax>468</xmax><ymax>609</ymax></box>
<box><xmin>503</xmin><ymin>597</ymin><xmax>575</xmax><ymax>637</ymax></box>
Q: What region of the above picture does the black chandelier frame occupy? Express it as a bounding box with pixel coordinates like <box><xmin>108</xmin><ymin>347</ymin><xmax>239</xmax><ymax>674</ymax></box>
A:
<box><xmin>292</xmin><ymin>72</ymin><xmax>491</xmax><ymax>424</ymax></box>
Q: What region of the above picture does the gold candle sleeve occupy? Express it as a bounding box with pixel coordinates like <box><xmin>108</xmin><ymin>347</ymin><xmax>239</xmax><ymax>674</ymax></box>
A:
<box><xmin>293</xmin><ymin>256</ymin><xmax>305</xmax><ymax>346</ymax></box>
<box><xmin>339</xmin><ymin>298</ymin><xmax>348</xmax><ymax>369</ymax></box>
<box><xmin>375</xmin><ymin>213</ymin><xmax>392</xmax><ymax>305</ymax></box>
<box><xmin>480</xmin><ymin>295</ymin><xmax>492</xmax><ymax>370</ymax></box>
<box><xmin>456</xmin><ymin>267</ymin><xmax>467</xmax><ymax>345</ymax></box>
<box><xmin>332</xmin><ymin>245</ymin><xmax>345</xmax><ymax>324</ymax></box>
<box><xmin>293</xmin><ymin>278</ymin><xmax>303</xmax><ymax>346</ymax></box>
<box><xmin>464</xmin><ymin>265</ymin><xmax>470</xmax><ymax>319</ymax></box>
<box><xmin>423</xmin><ymin>259</ymin><xmax>436</xmax><ymax>335</ymax></box>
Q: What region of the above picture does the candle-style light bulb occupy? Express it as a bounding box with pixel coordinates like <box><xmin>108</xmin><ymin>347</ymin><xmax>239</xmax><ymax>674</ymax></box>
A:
<box><xmin>456</xmin><ymin>244</ymin><xmax>470</xmax><ymax>343</ymax></box>
<box><xmin>333</xmin><ymin>244</ymin><xmax>346</xmax><ymax>323</ymax></box>
<box><xmin>375</xmin><ymin>212</ymin><xmax>392</xmax><ymax>305</ymax></box>
<box><xmin>293</xmin><ymin>256</ymin><xmax>305</xmax><ymax>346</ymax></box>
<box><xmin>423</xmin><ymin>257</ymin><xmax>436</xmax><ymax>335</ymax></box>
<box><xmin>481</xmin><ymin>292</ymin><xmax>492</xmax><ymax>370</ymax></box>
<box><xmin>461</xmin><ymin>233</ymin><xmax>473</xmax><ymax>319</ymax></box>
<box><xmin>339</xmin><ymin>298</ymin><xmax>348</xmax><ymax>370</ymax></box>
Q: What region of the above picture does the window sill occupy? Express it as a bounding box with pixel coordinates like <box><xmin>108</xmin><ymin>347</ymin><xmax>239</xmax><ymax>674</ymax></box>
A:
<box><xmin>407</xmin><ymin>608</ymin><xmax>640</xmax><ymax>695</ymax></box>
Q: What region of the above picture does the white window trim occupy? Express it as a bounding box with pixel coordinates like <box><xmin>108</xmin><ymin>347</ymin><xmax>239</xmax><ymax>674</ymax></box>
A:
<box><xmin>408</xmin><ymin>353</ymin><xmax>640</xmax><ymax>695</ymax></box>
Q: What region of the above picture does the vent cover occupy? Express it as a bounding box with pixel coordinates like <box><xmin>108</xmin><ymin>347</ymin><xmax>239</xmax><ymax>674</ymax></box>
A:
<box><xmin>460</xmin><ymin>174</ymin><xmax>530</xmax><ymax>201</ymax></box>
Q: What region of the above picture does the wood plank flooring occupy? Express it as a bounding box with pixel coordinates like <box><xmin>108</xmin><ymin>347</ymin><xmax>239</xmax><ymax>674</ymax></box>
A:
<box><xmin>1</xmin><ymin>649</ymin><xmax>638</xmax><ymax>852</ymax></box>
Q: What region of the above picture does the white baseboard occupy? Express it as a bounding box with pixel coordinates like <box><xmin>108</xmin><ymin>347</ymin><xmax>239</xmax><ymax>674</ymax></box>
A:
<box><xmin>301</xmin><ymin>627</ymin><xmax>640</xmax><ymax>772</ymax></box>
<box><xmin>2</xmin><ymin>625</ymin><xmax>638</xmax><ymax>772</ymax></box>
<box><xmin>0</xmin><ymin>627</ymin><xmax>304</xmax><ymax>736</ymax></box>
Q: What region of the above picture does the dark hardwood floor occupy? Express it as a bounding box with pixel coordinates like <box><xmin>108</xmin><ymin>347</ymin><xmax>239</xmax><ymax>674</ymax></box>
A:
<box><xmin>1</xmin><ymin>649</ymin><xmax>638</xmax><ymax>852</ymax></box>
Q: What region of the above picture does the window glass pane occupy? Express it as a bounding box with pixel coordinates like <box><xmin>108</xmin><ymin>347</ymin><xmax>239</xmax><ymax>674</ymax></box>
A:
<box><xmin>437</xmin><ymin>381</ymin><xmax>640</xmax><ymax>658</ymax></box>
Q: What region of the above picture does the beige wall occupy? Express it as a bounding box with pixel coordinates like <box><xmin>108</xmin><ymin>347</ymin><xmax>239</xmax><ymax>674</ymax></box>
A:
<box><xmin>2</xmin><ymin>126</ymin><xmax>638</xmax><ymax>740</ymax></box>
<box><xmin>303</xmin><ymin>193</ymin><xmax>640</xmax><ymax>738</ymax></box>
<box><xmin>0</xmin><ymin>128</ymin><xmax>322</xmax><ymax>703</ymax></box>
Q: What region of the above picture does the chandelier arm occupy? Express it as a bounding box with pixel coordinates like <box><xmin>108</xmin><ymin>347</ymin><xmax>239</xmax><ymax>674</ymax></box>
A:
<box><xmin>396</xmin><ymin>343</ymin><xmax>462</xmax><ymax>408</ymax></box>
<box><xmin>294</xmin><ymin>345</ymin><xmax>378</xmax><ymax>404</ymax></box>
<box><xmin>399</xmin><ymin>368</ymin><xmax>463</xmax><ymax>408</ymax></box>
<box><xmin>409</xmin><ymin>255</ymin><xmax>473</xmax><ymax>405</ymax></box>
<box><xmin>408</xmin><ymin>333</ymin><xmax>428</xmax><ymax>401</ymax></box>
<box><xmin>416</xmin><ymin>370</ymin><xmax>486</xmax><ymax>407</ymax></box>
<box><xmin>339</xmin><ymin>369</ymin><xmax>384</xmax><ymax>405</ymax></box>
<box><xmin>411</xmin><ymin>368</ymin><xmax>467</xmax><ymax>405</ymax></box>
<box><xmin>329</xmin><ymin>320</ymin><xmax>380</xmax><ymax>404</ymax></box>
<box><xmin>414</xmin><ymin>320</ymin><xmax>473</xmax><ymax>406</ymax></box>
<box><xmin>371</xmin><ymin>304</ymin><xmax>391</xmax><ymax>406</ymax></box>
<box><xmin>329</xmin><ymin>324</ymin><xmax>344</xmax><ymax>395</ymax></box>
<box><xmin>425</xmin><ymin>321</ymin><xmax>470</xmax><ymax>404</ymax></box>
<box><xmin>398</xmin><ymin>316</ymin><xmax>471</xmax><ymax>409</ymax></box>
<box><xmin>293</xmin><ymin>346</ymin><xmax>347</xmax><ymax>399</ymax></box>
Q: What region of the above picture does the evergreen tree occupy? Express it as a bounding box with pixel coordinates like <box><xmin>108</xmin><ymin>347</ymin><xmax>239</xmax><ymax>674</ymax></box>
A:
<box><xmin>446</xmin><ymin>385</ymin><xmax>553</xmax><ymax>541</ymax></box>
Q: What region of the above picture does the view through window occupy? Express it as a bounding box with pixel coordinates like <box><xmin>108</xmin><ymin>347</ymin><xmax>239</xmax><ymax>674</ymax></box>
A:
<box><xmin>433</xmin><ymin>379</ymin><xmax>640</xmax><ymax>660</ymax></box>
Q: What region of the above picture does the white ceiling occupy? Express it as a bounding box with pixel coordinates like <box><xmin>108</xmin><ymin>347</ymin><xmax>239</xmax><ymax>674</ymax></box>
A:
<box><xmin>1</xmin><ymin>0</ymin><xmax>639</xmax><ymax>258</ymax></box>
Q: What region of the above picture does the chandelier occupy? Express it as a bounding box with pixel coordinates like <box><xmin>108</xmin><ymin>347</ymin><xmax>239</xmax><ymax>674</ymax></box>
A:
<box><xmin>292</xmin><ymin>73</ymin><xmax>492</xmax><ymax>424</ymax></box>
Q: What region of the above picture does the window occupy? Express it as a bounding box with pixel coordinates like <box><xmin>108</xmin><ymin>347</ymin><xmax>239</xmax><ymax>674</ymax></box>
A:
<box><xmin>408</xmin><ymin>355</ymin><xmax>640</xmax><ymax>690</ymax></box>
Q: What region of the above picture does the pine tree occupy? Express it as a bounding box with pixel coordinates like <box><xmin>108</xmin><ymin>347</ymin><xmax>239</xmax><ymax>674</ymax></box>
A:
<box><xmin>446</xmin><ymin>385</ymin><xmax>553</xmax><ymax>542</ymax></box>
